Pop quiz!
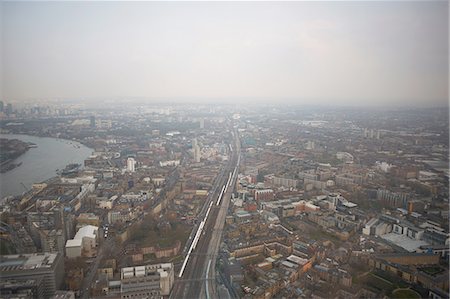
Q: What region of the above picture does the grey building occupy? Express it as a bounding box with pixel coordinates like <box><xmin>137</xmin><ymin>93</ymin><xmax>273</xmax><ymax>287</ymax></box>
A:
<box><xmin>0</xmin><ymin>278</ymin><xmax>45</xmax><ymax>298</ymax></box>
<box><xmin>0</xmin><ymin>252</ymin><xmax>64</xmax><ymax>298</ymax></box>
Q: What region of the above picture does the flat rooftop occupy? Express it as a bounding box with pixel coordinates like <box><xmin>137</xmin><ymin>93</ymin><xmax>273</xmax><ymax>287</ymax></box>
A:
<box><xmin>381</xmin><ymin>233</ymin><xmax>429</xmax><ymax>252</ymax></box>
<box><xmin>0</xmin><ymin>253</ymin><xmax>58</xmax><ymax>272</ymax></box>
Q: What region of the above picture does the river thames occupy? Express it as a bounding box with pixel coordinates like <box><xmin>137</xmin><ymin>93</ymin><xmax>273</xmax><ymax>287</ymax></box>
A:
<box><xmin>0</xmin><ymin>134</ymin><xmax>92</xmax><ymax>199</ymax></box>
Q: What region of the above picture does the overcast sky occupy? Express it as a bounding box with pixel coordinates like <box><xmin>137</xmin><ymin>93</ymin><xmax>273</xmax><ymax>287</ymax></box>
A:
<box><xmin>1</xmin><ymin>1</ymin><xmax>448</xmax><ymax>106</ymax></box>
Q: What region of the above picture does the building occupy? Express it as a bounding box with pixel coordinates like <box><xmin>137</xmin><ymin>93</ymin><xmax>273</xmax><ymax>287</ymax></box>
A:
<box><xmin>377</xmin><ymin>189</ymin><xmax>409</xmax><ymax>208</ymax></box>
<box><xmin>0</xmin><ymin>253</ymin><xmax>64</xmax><ymax>298</ymax></box>
<box><xmin>423</xmin><ymin>228</ymin><xmax>450</xmax><ymax>246</ymax></box>
<box><xmin>0</xmin><ymin>278</ymin><xmax>44</xmax><ymax>298</ymax></box>
<box><xmin>254</xmin><ymin>189</ymin><xmax>274</xmax><ymax>201</ymax></box>
<box><xmin>272</xmin><ymin>176</ymin><xmax>298</xmax><ymax>188</ymax></box>
<box><xmin>97</xmin><ymin>195</ymin><xmax>118</xmax><ymax>210</ymax></box>
<box><xmin>26</xmin><ymin>210</ymin><xmax>66</xmax><ymax>253</ymax></box>
<box><xmin>193</xmin><ymin>139</ymin><xmax>201</xmax><ymax>163</ymax></box>
<box><xmin>38</xmin><ymin>229</ymin><xmax>66</xmax><ymax>254</ymax></box>
<box><xmin>5</xmin><ymin>103</ymin><xmax>13</xmax><ymax>115</ymax></box>
<box><xmin>120</xmin><ymin>263</ymin><xmax>174</xmax><ymax>299</ymax></box>
<box><xmin>127</xmin><ymin>158</ymin><xmax>136</xmax><ymax>173</ymax></box>
<box><xmin>65</xmin><ymin>225</ymin><xmax>98</xmax><ymax>258</ymax></box>
<box><xmin>336</xmin><ymin>152</ymin><xmax>354</xmax><ymax>163</ymax></box>
<box><xmin>90</xmin><ymin>116</ymin><xmax>96</xmax><ymax>128</ymax></box>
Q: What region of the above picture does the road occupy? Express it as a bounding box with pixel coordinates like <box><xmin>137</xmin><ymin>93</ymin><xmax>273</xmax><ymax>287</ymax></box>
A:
<box><xmin>80</xmin><ymin>235</ymin><xmax>115</xmax><ymax>298</ymax></box>
<box><xmin>170</xmin><ymin>125</ymin><xmax>240</xmax><ymax>299</ymax></box>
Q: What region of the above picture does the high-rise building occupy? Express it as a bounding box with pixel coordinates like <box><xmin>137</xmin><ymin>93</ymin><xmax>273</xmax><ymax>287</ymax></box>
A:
<box><xmin>199</xmin><ymin>118</ymin><xmax>205</xmax><ymax>129</ymax></box>
<box><xmin>194</xmin><ymin>145</ymin><xmax>201</xmax><ymax>163</ymax></box>
<box><xmin>5</xmin><ymin>103</ymin><xmax>13</xmax><ymax>115</ymax></box>
<box><xmin>192</xmin><ymin>139</ymin><xmax>201</xmax><ymax>163</ymax></box>
<box><xmin>127</xmin><ymin>158</ymin><xmax>136</xmax><ymax>173</ymax></box>
<box><xmin>0</xmin><ymin>252</ymin><xmax>64</xmax><ymax>298</ymax></box>
<box><xmin>90</xmin><ymin>116</ymin><xmax>96</xmax><ymax>128</ymax></box>
<box><xmin>0</xmin><ymin>101</ymin><xmax>4</xmax><ymax>112</ymax></box>
<box><xmin>120</xmin><ymin>263</ymin><xmax>174</xmax><ymax>299</ymax></box>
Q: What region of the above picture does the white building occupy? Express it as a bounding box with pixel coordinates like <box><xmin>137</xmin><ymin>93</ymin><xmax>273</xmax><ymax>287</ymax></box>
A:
<box><xmin>126</xmin><ymin>157</ymin><xmax>136</xmax><ymax>173</ymax></box>
<box><xmin>336</xmin><ymin>152</ymin><xmax>354</xmax><ymax>163</ymax></box>
<box><xmin>120</xmin><ymin>263</ymin><xmax>174</xmax><ymax>298</ymax></box>
<box><xmin>65</xmin><ymin>225</ymin><xmax>98</xmax><ymax>258</ymax></box>
<box><xmin>376</xmin><ymin>161</ymin><xmax>393</xmax><ymax>173</ymax></box>
<box><xmin>363</xmin><ymin>218</ymin><xmax>379</xmax><ymax>236</ymax></box>
<box><xmin>159</xmin><ymin>160</ymin><xmax>180</xmax><ymax>167</ymax></box>
<box><xmin>192</xmin><ymin>138</ymin><xmax>201</xmax><ymax>163</ymax></box>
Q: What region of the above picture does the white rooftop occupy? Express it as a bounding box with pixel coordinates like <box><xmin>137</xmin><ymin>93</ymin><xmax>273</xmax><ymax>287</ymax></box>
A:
<box><xmin>74</xmin><ymin>225</ymin><xmax>98</xmax><ymax>240</ymax></box>
<box><xmin>381</xmin><ymin>233</ymin><xmax>429</xmax><ymax>252</ymax></box>
<box><xmin>342</xmin><ymin>201</ymin><xmax>357</xmax><ymax>208</ymax></box>
<box><xmin>66</xmin><ymin>239</ymin><xmax>83</xmax><ymax>247</ymax></box>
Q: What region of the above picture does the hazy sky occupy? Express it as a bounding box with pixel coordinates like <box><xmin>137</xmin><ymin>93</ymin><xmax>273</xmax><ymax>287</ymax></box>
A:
<box><xmin>2</xmin><ymin>1</ymin><xmax>448</xmax><ymax>106</ymax></box>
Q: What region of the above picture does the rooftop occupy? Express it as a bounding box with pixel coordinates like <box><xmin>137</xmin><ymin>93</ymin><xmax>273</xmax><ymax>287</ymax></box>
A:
<box><xmin>0</xmin><ymin>253</ymin><xmax>59</xmax><ymax>272</ymax></box>
<box><xmin>74</xmin><ymin>225</ymin><xmax>98</xmax><ymax>240</ymax></box>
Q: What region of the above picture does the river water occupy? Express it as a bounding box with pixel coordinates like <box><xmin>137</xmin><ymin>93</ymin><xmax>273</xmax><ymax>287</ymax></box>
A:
<box><xmin>0</xmin><ymin>134</ymin><xmax>92</xmax><ymax>199</ymax></box>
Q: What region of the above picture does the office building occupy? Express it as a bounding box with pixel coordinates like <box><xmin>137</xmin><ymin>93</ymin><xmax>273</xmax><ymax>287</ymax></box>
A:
<box><xmin>0</xmin><ymin>278</ymin><xmax>44</xmax><ymax>298</ymax></box>
<box><xmin>0</xmin><ymin>252</ymin><xmax>64</xmax><ymax>298</ymax></box>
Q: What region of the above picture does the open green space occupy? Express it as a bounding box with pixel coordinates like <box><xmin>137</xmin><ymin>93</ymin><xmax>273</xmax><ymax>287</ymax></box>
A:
<box><xmin>419</xmin><ymin>266</ymin><xmax>445</xmax><ymax>276</ymax></box>
<box><xmin>0</xmin><ymin>238</ymin><xmax>16</xmax><ymax>255</ymax></box>
<box><xmin>391</xmin><ymin>289</ymin><xmax>421</xmax><ymax>299</ymax></box>
<box><xmin>129</xmin><ymin>217</ymin><xmax>191</xmax><ymax>248</ymax></box>
<box><xmin>368</xmin><ymin>273</ymin><xmax>394</xmax><ymax>292</ymax></box>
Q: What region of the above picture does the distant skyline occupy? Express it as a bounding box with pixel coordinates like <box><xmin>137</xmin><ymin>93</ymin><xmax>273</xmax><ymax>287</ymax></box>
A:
<box><xmin>2</xmin><ymin>1</ymin><xmax>448</xmax><ymax>107</ymax></box>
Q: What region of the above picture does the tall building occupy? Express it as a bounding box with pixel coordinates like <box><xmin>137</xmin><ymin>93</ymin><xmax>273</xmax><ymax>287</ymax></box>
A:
<box><xmin>0</xmin><ymin>252</ymin><xmax>64</xmax><ymax>298</ymax></box>
<box><xmin>199</xmin><ymin>118</ymin><xmax>205</xmax><ymax>129</ymax></box>
<box><xmin>193</xmin><ymin>139</ymin><xmax>201</xmax><ymax>163</ymax></box>
<box><xmin>90</xmin><ymin>116</ymin><xmax>96</xmax><ymax>128</ymax></box>
<box><xmin>5</xmin><ymin>103</ymin><xmax>13</xmax><ymax>115</ymax></box>
<box><xmin>120</xmin><ymin>263</ymin><xmax>174</xmax><ymax>299</ymax></box>
<box><xmin>127</xmin><ymin>157</ymin><xmax>136</xmax><ymax>173</ymax></box>
<box><xmin>0</xmin><ymin>100</ymin><xmax>4</xmax><ymax>112</ymax></box>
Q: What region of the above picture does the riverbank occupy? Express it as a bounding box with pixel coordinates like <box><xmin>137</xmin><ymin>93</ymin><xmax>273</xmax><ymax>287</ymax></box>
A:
<box><xmin>0</xmin><ymin>129</ymin><xmax>95</xmax><ymax>151</ymax></box>
<box><xmin>0</xmin><ymin>134</ymin><xmax>93</xmax><ymax>199</ymax></box>
<box><xmin>0</xmin><ymin>138</ymin><xmax>37</xmax><ymax>173</ymax></box>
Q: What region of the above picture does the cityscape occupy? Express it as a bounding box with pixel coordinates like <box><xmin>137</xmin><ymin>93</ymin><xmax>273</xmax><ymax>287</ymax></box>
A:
<box><xmin>0</xmin><ymin>1</ymin><xmax>449</xmax><ymax>299</ymax></box>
